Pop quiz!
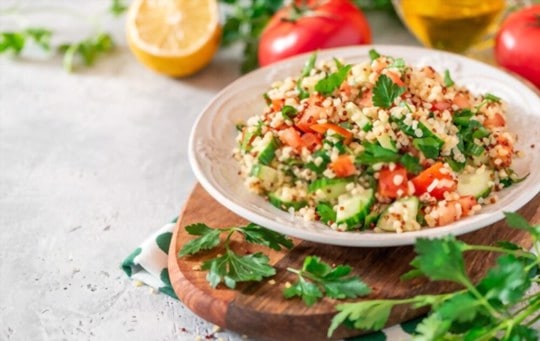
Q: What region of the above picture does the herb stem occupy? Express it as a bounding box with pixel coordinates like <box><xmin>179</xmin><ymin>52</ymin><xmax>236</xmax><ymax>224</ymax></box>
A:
<box><xmin>464</xmin><ymin>244</ymin><xmax>537</xmax><ymax>260</ymax></box>
<box><xmin>459</xmin><ymin>274</ymin><xmax>501</xmax><ymax>318</ymax></box>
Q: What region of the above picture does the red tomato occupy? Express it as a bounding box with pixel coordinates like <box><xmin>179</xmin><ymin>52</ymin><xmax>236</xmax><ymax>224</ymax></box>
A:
<box><xmin>411</xmin><ymin>162</ymin><xmax>456</xmax><ymax>200</ymax></box>
<box><xmin>329</xmin><ymin>155</ymin><xmax>356</xmax><ymax>177</ymax></box>
<box><xmin>278</xmin><ymin>127</ymin><xmax>303</xmax><ymax>149</ymax></box>
<box><xmin>300</xmin><ymin>132</ymin><xmax>322</xmax><ymax>151</ymax></box>
<box><xmin>483</xmin><ymin>112</ymin><xmax>506</xmax><ymax>129</ymax></box>
<box><xmin>296</xmin><ymin>105</ymin><xmax>323</xmax><ymax>132</ymax></box>
<box><xmin>458</xmin><ymin>196</ymin><xmax>477</xmax><ymax>216</ymax></box>
<box><xmin>309</xmin><ymin>123</ymin><xmax>353</xmax><ymax>144</ymax></box>
<box><xmin>495</xmin><ymin>5</ymin><xmax>540</xmax><ymax>88</ymax></box>
<box><xmin>258</xmin><ymin>0</ymin><xmax>372</xmax><ymax>66</ymax></box>
<box><xmin>378</xmin><ymin>165</ymin><xmax>408</xmax><ymax>199</ymax></box>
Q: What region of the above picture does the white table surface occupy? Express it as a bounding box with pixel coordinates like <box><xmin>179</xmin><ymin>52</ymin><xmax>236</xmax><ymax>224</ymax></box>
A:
<box><xmin>0</xmin><ymin>2</ymin><xmax>421</xmax><ymax>340</ymax></box>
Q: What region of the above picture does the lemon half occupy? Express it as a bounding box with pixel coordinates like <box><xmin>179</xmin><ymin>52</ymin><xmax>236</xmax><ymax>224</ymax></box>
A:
<box><xmin>127</xmin><ymin>0</ymin><xmax>221</xmax><ymax>77</ymax></box>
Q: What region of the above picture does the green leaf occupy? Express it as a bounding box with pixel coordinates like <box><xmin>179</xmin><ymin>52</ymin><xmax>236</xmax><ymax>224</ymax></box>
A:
<box><xmin>283</xmin><ymin>277</ymin><xmax>323</xmax><ymax>306</ymax></box>
<box><xmin>316</xmin><ymin>202</ymin><xmax>336</xmax><ymax>224</ymax></box>
<box><xmin>436</xmin><ymin>292</ymin><xmax>480</xmax><ymax>323</ymax></box>
<box><xmin>297</xmin><ymin>52</ymin><xmax>317</xmax><ymax>99</ymax></box>
<box><xmin>412</xmin><ymin>314</ymin><xmax>451</xmax><ymax>341</ymax></box>
<box><xmin>477</xmin><ymin>254</ymin><xmax>531</xmax><ymax>305</ymax></box>
<box><xmin>506</xmin><ymin>325</ymin><xmax>539</xmax><ymax>341</ymax></box>
<box><xmin>372</xmin><ymin>74</ymin><xmax>406</xmax><ymax>109</ymax></box>
<box><xmin>185</xmin><ymin>223</ymin><xmax>215</xmax><ymax>236</ymax></box>
<box><xmin>0</xmin><ymin>32</ymin><xmax>26</xmax><ymax>55</ymax></box>
<box><xmin>281</xmin><ymin>105</ymin><xmax>298</xmax><ymax>120</ymax></box>
<box><xmin>400</xmin><ymin>153</ymin><xmax>422</xmax><ymax>174</ymax></box>
<box><xmin>323</xmin><ymin>276</ymin><xmax>371</xmax><ymax>300</ymax></box>
<box><xmin>484</xmin><ymin>92</ymin><xmax>501</xmax><ymax>103</ymax></box>
<box><xmin>302</xmin><ymin>255</ymin><xmax>333</xmax><ymax>277</ymax></box>
<box><xmin>388</xmin><ymin>57</ymin><xmax>406</xmax><ymax>71</ymax></box>
<box><xmin>504</xmin><ymin>212</ymin><xmax>540</xmax><ymax>239</ymax></box>
<box><xmin>25</xmin><ymin>28</ymin><xmax>52</xmax><ymax>50</ymax></box>
<box><xmin>110</xmin><ymin>0</ymin><xmax>128</xmax><ymax>16</ymax></box>
<box><xmin>356</xmin><ymin>141</ymin><xmax>399</xmax><ymax>165</ymax></box>
<box><xmin>202</xmin><ymin>250</ymin><xmax>275</xmax><ymax>289</ymax></box>
<box><xmin>329</xmin><ymin>300</ymin><xmax>393</xmax><ymax>336</ymax></box>
<box><xmin>178</xmin><ymin>227</ymin><xmax>221</xmax><ymax>257</ymax></box>
<box><xmin>368</xmin><ymin>48</ymin><xmax>380</xmax><ymax>61</ymax></box>
<box><xmin>238</xmin><ymin>223</ymin><xmax>293</xmax><ymax>251</ymax></box>
<box><xmin>315</xmin><ymin>64</ymin><xmax>352</xmax><ymax>95</ymax></box>
<box><xmin>443</xmin><ymin>69</ymin><xmax>454</xmax><ymax>87</ymax></box>
<box><xmin>413</xmin><ymin>137</ymin><xmax>441</xmax><ymax>159</ymax></box>
<box><xmin>410</xmin><ymin>236</ymin><xmax>469</xmax><ymax>284</ymax></box>
<box><xmin>452</xmin><ymin>109</ymin><xmax>474</xmax><ymax>126</ymax></box>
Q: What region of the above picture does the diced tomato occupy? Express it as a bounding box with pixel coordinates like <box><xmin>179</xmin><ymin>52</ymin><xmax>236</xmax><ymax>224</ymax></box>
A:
<box><xmin>458</xmin><ymin>195</ymin><xmax>477</xmax><ymax>216</ymax></box>
<box><xmin>378</xmin><ymin>165</ymin><xmax>408</xmax><ymax>199</ymax></box>
<box><xmin>357</xmin><ymin>89</ymin><xmax>373</xmax><ymax>107</ymax></box>
<box><xmin>301</xmin><ymin>132</ymin><xmax>322</xmax><ymax>151</ymax></box>
<box><xmin>296</xmin><ymin>105</ymin><xmax>323</xmax><ymax>133</ymax></box>
<box><xmin>432</xmin><ymin>100</ymin><xmax>452</xmax><ymax>111</ymax></box>
<box><xmin>329</xmin><ymin>155</ymin><xmax>356</xmax><ymax>177</ymax></box>
<box><xmin>339</xmin><ymin>81</ymin><xmax>356</xmax><ymax>98</ymax></box>
<box><xmin>271</xmin><ymin>99</ymin><xmax>283</xmax><ymax>112</ymax></box>
<box><xmin>411</xmin><ymin>162</ymin><xmax>456</xmax><ymax>200</ymax></box>
<box><xmin>309</xmin><ymin>123</ymin><xmax>353</xmax><ymax>144</ymax></box>
<box><xmin>385</xmin><ymin>71</ymin><xmax>405</xmax><ymax>87</ymax></box>
<box><xmin>483</xmin><ymin>112</ymin><xmax>506</xmax><ymax>129</ymax></box>
<box><xmin>278</xmin><ymin>127</ymin><xmax>303</xmax><ymax>149</ymax></box>
<box><xmin>454</xmin><ymin>93</ymin><xmax>471</xmax><ymax>109</ymax></box>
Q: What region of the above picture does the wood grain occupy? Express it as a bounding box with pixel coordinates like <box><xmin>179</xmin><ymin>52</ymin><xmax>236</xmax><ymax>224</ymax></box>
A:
<box><xmin>169</xmin><ymin>184</ymin><xmax>539</xmax><ymax>340</ymax></box>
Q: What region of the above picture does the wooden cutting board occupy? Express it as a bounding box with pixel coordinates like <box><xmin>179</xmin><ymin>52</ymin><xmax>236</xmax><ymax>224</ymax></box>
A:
<box><xmin>168</xmin><ymin>184</ymin><xmax>539</xmax><ymax>341</ymax></box>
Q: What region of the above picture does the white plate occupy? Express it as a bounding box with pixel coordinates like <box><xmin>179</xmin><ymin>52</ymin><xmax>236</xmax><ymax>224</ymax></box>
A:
<box><xmin>189</xmin><ymin>45</ymin><xmax>540</xmax><ymax>247</ymax></box>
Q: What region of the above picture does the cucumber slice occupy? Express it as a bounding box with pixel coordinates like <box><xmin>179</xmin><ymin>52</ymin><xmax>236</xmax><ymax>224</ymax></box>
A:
<box><xmin>457</xmin><ymin>170</ymin><xmax>492</xmax><ymax>198</ymax></box>
<box><xmin>241</xmin><ymin>123</ymin><xmax>262</xmax><ymax>151</ymax></box>
<box><xmin>364</xmin><ymin>204</ymin><xmax>388</xmax><ymax>230</ymax></box>
<box><xmin>253</xmin><ymin>133</ymin><xmax>279</xmax><ymax>165</ymax></box>
<box><xmin>376</xmin><ymin>197</ymin><xmax>420</xmax><ymax>232</ymax></box>
<box><xmin>335</xmin><ymin>189</ymin><xmax>374</xmax><ymax>229</ymax></box>
<box><xmin>377</xmin><ymin>133</ymin><xmax>398</xmax><ymax>152</ymax></box>
<box><xmin>268</xmin><ymin>187</ymin><xmax>307</xmax><ymax>211</ymax></box>
<box><xmin>308</xmin><ymin>178</ymin><xmax>350</xmax><ymax>201</ymax></box>
<box><xmin>346</xmin><ymin>102</ymin><xmax>372</xmax><ymax>132</ymax></box>
<box><xmin>250</xmin><ymin>164</ymin><xmax>278</xmax><ymax>191</ymax></box>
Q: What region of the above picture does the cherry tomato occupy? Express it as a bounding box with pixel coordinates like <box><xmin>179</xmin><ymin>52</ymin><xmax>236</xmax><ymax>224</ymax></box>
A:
<box><xmin>495</xmin><ymin>5</ymin><xmax>540</xmax><ymax>88</ymax></box>
<box><xmin>329</xmin><ymin>155</ymin><xmax>356</xmax><ymax>177</ymax></box>
<box><xmin>378</xmin><ymin>165</ymin><xmax>408</xmax><ymax>199</ymax></box>
<box><xmin>258</xmin><ymin>0</ymin><xmax>372</xmax><ymax>66</ymax></box>
<box><xmin>411</xmin><ymin>162</ymin><xmax>456</xmax><ymax>200</ymax></box>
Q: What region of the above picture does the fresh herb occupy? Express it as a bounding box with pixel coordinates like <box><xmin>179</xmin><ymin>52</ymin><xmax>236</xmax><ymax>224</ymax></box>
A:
<box><xmin>281</xmin><ymin>105</ymin><xmax>298</xmax><ymax>120</ymax></box>
<box><xmin>413</xmin><ymin>137</ymin><xmax>442</xmax><ymax>159</ymax></box>
<box><xmin>110</xmin><ymin>0</ymin><xmax>128</xmax><ymax>16</ymax></box>
<box><xmin>485</xmin><ymin>92</ymin><xmax>501</xmax><ymax>103</ymax></box>
<box><xmin>316</xmin><ymin>202</ymin><xmax>336</xmax><ymax>224</ymax></box>
<box><xmin>453</xmin><ymin>109</ymin><xmax>474</xmax><ymax>126</ymax></box>
<box><xmin>306</xmin><ymin>149</ymin><xmax>331</xmax><ymax>174</ymax></box>
<box><xmin>356</xmin><ymin>141</ymin><xmax>399</xmax><ymax>165</ymax></box>
<box><xmin>400</xmin><ymin>153</ymin><xmax>422</xmax><ymax>174</ymax></box>
<box><xmin>59</xmin><ymin>33</ymin><xmax>114</xmax><ymax>72</ymax></box>
<box><xmin>179</xmin><ymin>222</ymin><xmax>293</xmax><ymax>288</ymax></box>
<box><xmin>0</xmin><ymin>28</ymin><xmax>52</xmax><ymax>55</ymax></box>
<box><xmin>372</xmin><ymin>74</ymin><xmax>406</xmax><ymax>108</ymax></box>
<box><xmin>296</xmin><ymin>52</ymin><xmax>317</xmax><ymax>99</ymax></box>
<box><xmin>388</xmin><ymin>57</ymin><xmax>406</xmax><ymax>71</ymax></box>
<box><xmin>444</xmin><ymin>69</ymin><xmax>454</xmax><ymax>87</ymax></box>
<box><xmin>456</xmin><ymin>119</ymin><xmax>490</xmax><ymax>159</ymax></box>
<box><xmin>284</xmin><ymin>256</ymin><xmax>371</xmax><ymax>306</ymax></box>
<box><xmin>368</xmin><ymin>48</ymin><xmax>381</xmax><ymax>61</ymax></box>
<box><xmin>315</xmin><ymin>63</ymin><xmax>352</xmax><ymax>96</ymax></box>
<box><xmin>446</xmin><ymin>156</ymin><xmax>465</xmax><ymax>172</ymax></box>
<box><xmin>329</xmin><ymin>212</ymin><xmax>540</xmax><ymax>339</ymax></box>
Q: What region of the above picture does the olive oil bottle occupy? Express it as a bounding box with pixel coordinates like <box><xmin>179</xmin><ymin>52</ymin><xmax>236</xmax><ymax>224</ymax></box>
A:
<box><xmin>396</xmin><ymin>0</ymin><xmax>506</xmax><ymax>53</ymax></box>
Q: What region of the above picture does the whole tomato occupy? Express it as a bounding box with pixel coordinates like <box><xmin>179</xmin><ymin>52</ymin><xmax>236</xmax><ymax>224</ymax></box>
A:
<box><xmin>494</xmin><ymin>5</ymin><xmax>540</xmax><ymax>88</ymax></box>
<box><xmin>258</xmin><ymin>0</ymin><xmax>372</xmax><ymax>66</ymax></box>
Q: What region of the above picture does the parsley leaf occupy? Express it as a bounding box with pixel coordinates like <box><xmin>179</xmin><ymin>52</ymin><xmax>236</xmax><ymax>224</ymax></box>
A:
<box><xmin>59</xmin><ymin>33</ymin><xmax>114</xmax><ymax>72</ymax></box>
<box><xmin>329</xmin><ymin>300</ymin><xmax>393</xmax><ymax>336</ymax></box>
<box><xmin>178</xmin><ymin>224</ymin><xmax>221</xmax><ymax>256</ymax></box>
<box><xmin>400</xmin><ymin>153</ymin><xmax>422</xmax><ymax>174</ymax></box>
<box><xmin>110</xmin><ymin>0</ymin><xmax>128</xmax><ymax>16</ymax></box>
<box><xmin>285</xmin><ymin>256</ymin><xmax>370</xmax><ymax>306</ymax></box>
<box><xmin>0</xmin><ymin>28</ymin><xmax>52</xmax><ymax>55</ymax></box>
<box><xmin>316</xmin><ymin>202</ymin><xmax>336</xmax><ymax>224</ymax></box>
<box><xmin>413</xmin><ymin>137</ymin><xmax>442</xmax><ymax>159</ymax></box>
<box><xmin>315</xmin><ymin>63</ymin><xmax>352</xmax><ymax>96</ymax></box>
<box><xmin>504</xmin><ymin>212</ymin><xmax>540</xmax><ymax>240</ymax></box>
<box><xmin>444</xmin><ymin>69</ymin><xmax>454</xmax><ymax>87</ymax></box>
<box><xmin>388</xmin><ymin>57</ymin><xmax>406</xmax><ymax>71</ymax></box>
<box><xmin>297</xmin><ymin>52</ymin><xmax>317</xmax><ymax>99</ymax></box>
<box><xmin>238</xmin><ymin>223</ymin><xmax>294</xmax><ymax>251</ymax></box>
<box><xmin>179</xmin><ymin>222</ymin><xmax>292</xmax><ymax>288</ymax></box>
<box><xmin>412</xmin><ymin>314</ymin><xmax>451</xmax><ymax>341</ymax></box>
<box><xmin>280</xmin><ymin>105</ymin><xmax>298</xmax><ymax>120</ymax></box>
<box><xmin>368</xmin><ymin>48</ymin><xmax>381</xmax><ymax>61</ymax></box>
<box><xmin>372</xmin><ymin>74</ymin><xmax>406</xmax><ymax>108</ymax></box>
<box><xmin>484</xmin><ymin>92</ymin><xmax>501</xmax><ymax>103</ymax></box>
<box><xmin>202</xmin><ymin>250</ymin><xmax>275</xmax><ymax>289</ymax></box>
<box><xmin>356</xmin><ymin>141</ymin><xmax>399</xmax><ymax>165</ymax></box>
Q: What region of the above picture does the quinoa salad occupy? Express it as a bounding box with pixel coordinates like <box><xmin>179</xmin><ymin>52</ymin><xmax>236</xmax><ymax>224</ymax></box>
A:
<box><xmin>233</xmin><ymin>51</ymin><xmax>523</xmax><ymax>233</ymax></box>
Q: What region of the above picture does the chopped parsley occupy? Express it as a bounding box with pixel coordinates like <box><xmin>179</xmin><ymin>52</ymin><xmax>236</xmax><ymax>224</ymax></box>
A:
<box><xmin>281</xmin><ymin>105</ymin><xmax>298</xmax><ymax>120</ymax></box>
<box><xmin>372</xmin><ymin>74</ymin><xmax>406</xmax><ymax>109</ymax></box>
<box><xmin>315</xmin><ymin>63</ymin><xmax>352</xmax><ymax>96</ymax></box>
<box><xmin>368</xmin><ymin>48</ymin><xmax>381</xmax><ymax>61</ymax></box>
<box><xmin>444</xmin><ymin>69</ymin><xmax>454</xmax><ymax>87</ymax></box>
<box><xmin>297</xmin><ymin>52</ymin><xmax>317</xmax><ymax>99</ymax></box>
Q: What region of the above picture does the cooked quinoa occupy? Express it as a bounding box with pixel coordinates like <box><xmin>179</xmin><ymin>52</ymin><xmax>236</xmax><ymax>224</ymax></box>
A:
<box><xmin>233</xmin><ymin>51</ymin><xmax>521</xmax><ymax>233</ymax></box>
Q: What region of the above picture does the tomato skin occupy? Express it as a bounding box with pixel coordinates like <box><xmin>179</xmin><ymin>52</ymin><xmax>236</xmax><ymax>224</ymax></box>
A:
<box><xmin>378</xmin><ymin>165</ymin><xmax>408</xmax><ymax>199</ymax></box>
<box><xmin>309</xmin><ymin>123</ymin><xmax>352</xmax><ymax>144</ymax></box>
<box><xmin>258</xmin><ymin>0</ymin><xmax>372</xmax><ymax>66</ymax></box>
<box><xmin>300</xmin><ymin>132</ymin><xmax>322</xmax><ymax>151</ymax></box>
<box><xmin>296</xmin><ymin>105</ymin><xmax>323</xmax><ymax>132</ymax></box>
<box><xmin>411</xmin><ymin>162</ymin><xmax>456</xmax><ymax>200</ymax></box>
<box><xmin>278</xmin><ymin>127</ymin><xmax>303</xmax><ymax>149</ymax></box>
<box><xmin>495</xmin><ymin>5</ymin><xmax>540</xmax><ymax>89</ymax></box>
<box><xmin>329</xmin><ymin>155</ymin><xmax>356</xmax><ymax>177</ymax></box>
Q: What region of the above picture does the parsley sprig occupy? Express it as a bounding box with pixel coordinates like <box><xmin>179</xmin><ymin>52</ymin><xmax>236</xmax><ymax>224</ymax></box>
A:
<box><xmin>283</xmin><ymin>256</ymin><xmax>371</xmax><ymax>306</ymax></box>
<box><xmin>0</xmin><ymin>28</ymin><xmax>52</xmax><ymax>55</ymax></box>
<box><xmin>179</xmin><ymin>223</ymin><xmax>293</xmax><ymax>289</ymax></box>
<box><xmin>329</xmin><ymin>212</ymin><xmax>540</xmax><ymax>339</ymax></box>
<box><xmin>372</xmin><ymin>74</ymin><xmax>406</xmax><ymax>108</ymax></box>
<box><xmin>315</xmin><ymin>62</ymin><xmax>352</xmax><ymax>96</ymax></box>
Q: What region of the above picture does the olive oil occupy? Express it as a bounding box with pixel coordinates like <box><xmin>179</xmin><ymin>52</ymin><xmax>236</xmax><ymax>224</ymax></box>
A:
<box><xmin>398</xmin><ymin>0</ymin><xmax>506</xmax><ymax>53</ymax></box>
